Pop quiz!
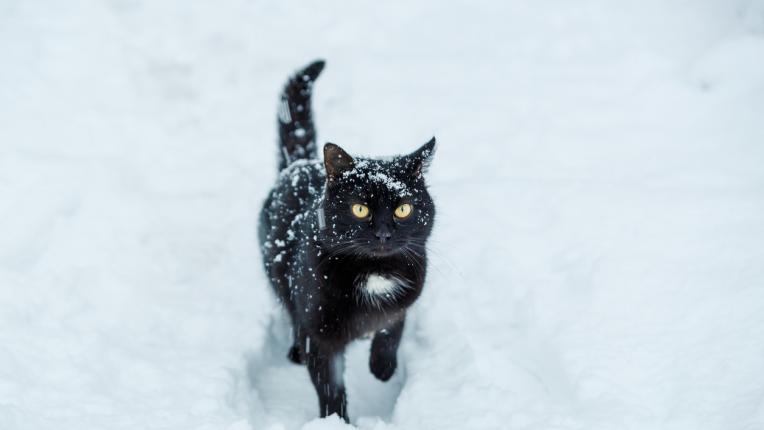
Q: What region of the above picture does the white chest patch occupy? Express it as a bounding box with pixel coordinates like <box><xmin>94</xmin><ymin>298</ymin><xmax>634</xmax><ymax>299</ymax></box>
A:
<box><xmin>356</xmin><ymin>274</ymin><xmax>412</xmax><ymax>309</ymax></box>
<box><xmin>364</xmin><ymin>275</ymin><xmax>398</xmax><ymax>295</ymax></box>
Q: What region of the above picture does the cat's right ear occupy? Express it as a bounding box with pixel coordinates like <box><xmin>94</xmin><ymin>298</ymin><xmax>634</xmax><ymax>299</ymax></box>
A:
<box><xmin>405</xmin><ymin>137</ymin><xmax>436</xmax><ymax>178</ymax></box>
<box><xmin>324</xmin><ymin>143</ymin><xmax>355</xmax><ymax>183</ymax></box>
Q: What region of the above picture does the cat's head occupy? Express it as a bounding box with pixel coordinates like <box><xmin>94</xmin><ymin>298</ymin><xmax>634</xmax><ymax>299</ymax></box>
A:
<box><xmin>319</xmin><ymin>138</ymin><xmax>436</xmax><ymax>258</ymax></box>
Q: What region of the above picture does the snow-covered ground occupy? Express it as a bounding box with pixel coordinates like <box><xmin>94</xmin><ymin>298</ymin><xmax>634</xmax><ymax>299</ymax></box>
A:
<box><xmin>2</xmin><ymin>1</ymin><xmax>764</xmax><ymax>429</ymax></box>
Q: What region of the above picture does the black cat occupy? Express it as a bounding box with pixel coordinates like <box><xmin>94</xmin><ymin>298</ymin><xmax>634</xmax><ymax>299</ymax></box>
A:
<box><xmin>258</xmin><ymin>60</ymin><xmax>436</xmax><ymax>422</ymax></box>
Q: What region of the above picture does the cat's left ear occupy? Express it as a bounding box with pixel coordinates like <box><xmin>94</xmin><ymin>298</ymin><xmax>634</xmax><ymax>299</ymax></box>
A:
<box><xmin>324</xmin><ymin>143</ymin><xmax>355</xmax><ymax>183</ymax></box>
<box><xmin>404</xmin><ymin>137</ymin><xmax>436</xmax><ymax>178</ymax></box>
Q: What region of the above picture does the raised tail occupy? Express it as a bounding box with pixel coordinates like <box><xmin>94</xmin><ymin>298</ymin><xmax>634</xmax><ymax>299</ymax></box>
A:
<box><xmin>276</xmin><ymin>59</ymin><xmax>325</xmax><ymax>170</ymax></box>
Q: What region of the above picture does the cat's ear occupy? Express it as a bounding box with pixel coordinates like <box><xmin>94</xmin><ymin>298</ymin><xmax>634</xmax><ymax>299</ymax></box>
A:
<box><xmin>324</xmin><ymin>143</ymin><xmax>355</xmax><ymax>183</ymax></box>
<box><xmin>404</xmin><ymin>137</ymin><xmax>436</xmax><ymax>178</ymax></box>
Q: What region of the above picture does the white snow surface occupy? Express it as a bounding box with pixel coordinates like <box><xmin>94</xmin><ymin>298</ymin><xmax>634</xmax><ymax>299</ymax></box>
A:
<box><xmin>2</xmin><ymin>1</ymin><xmax>764</xmax><ymax>429</ymax></box>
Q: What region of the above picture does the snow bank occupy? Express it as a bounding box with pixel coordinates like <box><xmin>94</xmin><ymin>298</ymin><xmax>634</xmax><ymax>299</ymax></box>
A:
<box><xmin>1</xmin><ymin>1</ymin><xmax>763</xmax><ymax>429</ymax></box>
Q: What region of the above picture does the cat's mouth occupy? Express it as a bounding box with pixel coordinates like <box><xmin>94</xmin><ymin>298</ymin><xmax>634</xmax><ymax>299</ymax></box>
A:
<box><xmin>367</xmin><ymin>243</ymin><xmax>400</xmax><ymax>257</ymax></box>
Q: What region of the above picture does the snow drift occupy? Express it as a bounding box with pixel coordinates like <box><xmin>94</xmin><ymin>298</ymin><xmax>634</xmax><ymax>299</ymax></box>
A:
<box><xmin>1</xmin><ymin>1</ymin><xmax>763</xmax><ymax>429</ymax></box>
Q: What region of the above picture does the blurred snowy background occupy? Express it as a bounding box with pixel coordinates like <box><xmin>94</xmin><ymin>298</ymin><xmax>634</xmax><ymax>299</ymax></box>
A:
<box><xmin>1</xmin><ymin>1</ymin><xmax>764</xmax><ymax>429</ymax></box>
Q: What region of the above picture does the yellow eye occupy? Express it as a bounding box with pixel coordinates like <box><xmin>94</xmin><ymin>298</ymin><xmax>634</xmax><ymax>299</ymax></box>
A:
<box><xmin>351</xmin><ymin>203</ymin><xmax>370</xmax><ymax>219</ymax></box>
<box><xmin>394</xmin><ymin>203</ymin><xmax>413</xmax><ymax>219</ymax></box>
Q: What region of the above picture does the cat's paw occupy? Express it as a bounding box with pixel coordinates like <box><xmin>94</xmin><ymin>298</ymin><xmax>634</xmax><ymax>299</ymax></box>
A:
<box><xmin>287</xmin><ymin>344</ymin><xmax>306</xmax><ymax>365</ymax></box>
<box><xmin>369</xmin><ymin>354</ymin><xmax>396</xmax><ymax>381</ymax></box>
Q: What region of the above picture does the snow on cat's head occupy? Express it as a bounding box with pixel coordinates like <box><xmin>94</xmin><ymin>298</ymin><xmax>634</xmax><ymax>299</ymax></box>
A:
<box><xmin>320</xmin><ymin>138</ymin><xmax>436</xmax><ymax>257</ymax></box>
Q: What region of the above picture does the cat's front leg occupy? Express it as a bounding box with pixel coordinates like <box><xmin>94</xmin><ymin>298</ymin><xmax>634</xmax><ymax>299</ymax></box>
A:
<box><xmin>288</xmin><ymin>326</ymin><xmax>307</xmax><ymax>365</ymax></box>
<box><xmin>369</xmin><ymin>318</ymin><xmax>404</xmax><ymax>381</ymax></box>
<box><xmin>306</xmin><ymin>343</ymin><xmax>348</xmax><ymax>422</ymax></box>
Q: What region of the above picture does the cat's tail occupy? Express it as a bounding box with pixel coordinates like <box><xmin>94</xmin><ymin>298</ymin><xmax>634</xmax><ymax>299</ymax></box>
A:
<box><xmin>276</xmin><ymin>59</ymin><xmax>325</xmax><ymax>170</ymax></box>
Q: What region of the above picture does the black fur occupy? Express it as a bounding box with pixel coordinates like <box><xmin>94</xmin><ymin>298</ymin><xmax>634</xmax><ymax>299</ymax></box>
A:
<box><xmin>258</xmin><ymin>60</ymin><xmax>436</xmax><ymax>422</ymax></box>
<box><xmin>276</xmin><ymin>59</ymin><xmax>324</xmax><ymax>170</ymax></box>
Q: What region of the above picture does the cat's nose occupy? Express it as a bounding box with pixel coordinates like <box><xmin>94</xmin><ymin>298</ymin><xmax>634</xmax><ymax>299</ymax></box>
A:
<box><xmin>375</xmin><ymin>227</ymin><xmax>392</xmax><ymax>243</ymax></box>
